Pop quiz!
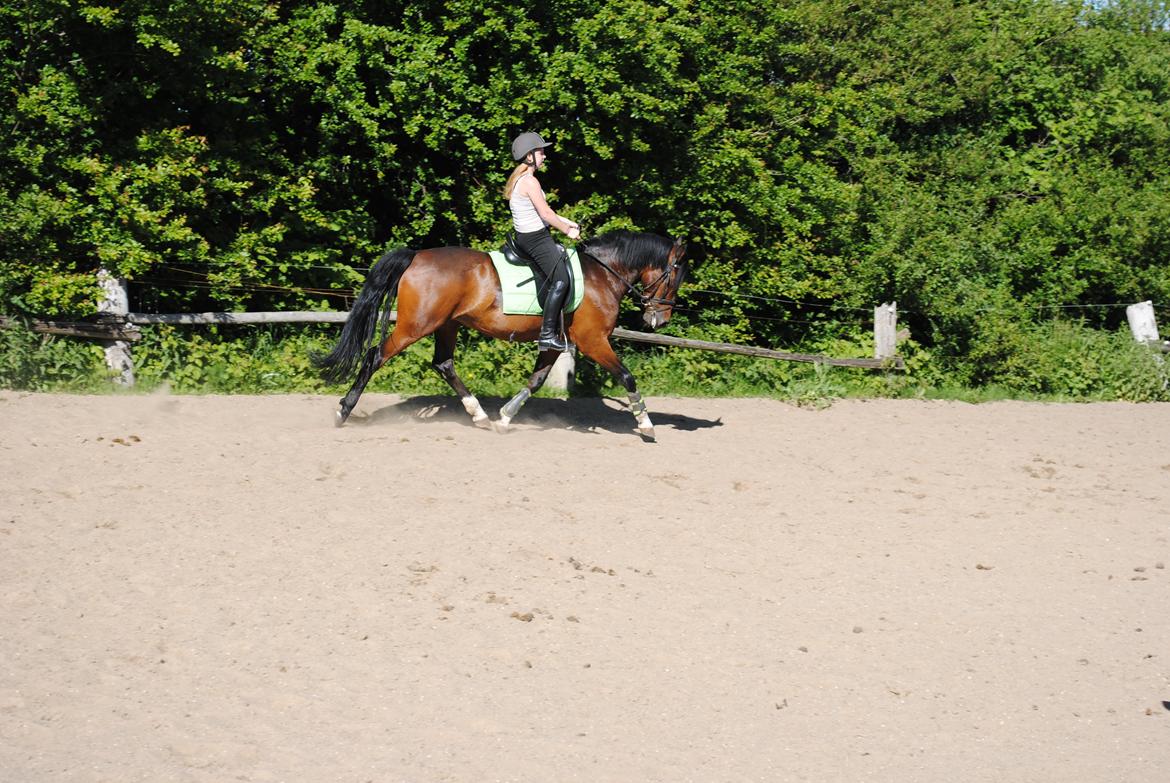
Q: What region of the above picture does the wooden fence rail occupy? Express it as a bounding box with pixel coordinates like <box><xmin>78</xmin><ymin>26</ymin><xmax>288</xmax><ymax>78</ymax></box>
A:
<box><xmin>124</xmin><ymin>312</ymin><xmax>905</xmax><ymax>369</ymax></box>
<box><xmin>10</xmin><ymin>293</ymin><xmax>1169</xmax><ymax>388</ymax></box>
<box><xmin>128</xmin><ymin>311</ymin><xmax>350</xmax><ymax>325</ymax></box>
<box><xmin>0</xmin><ymin>316</ymin><xmax>142</xmax><ymax>342</ymax></box>
<box><xmin>610</xmin><ymin>328</ymin><xmax>903</xmax><ymax>369</ymax></box>
<box><xmin>4</xmin><ymin>305</ymin><xmax>907</xmax><ymax>385</ymax></box>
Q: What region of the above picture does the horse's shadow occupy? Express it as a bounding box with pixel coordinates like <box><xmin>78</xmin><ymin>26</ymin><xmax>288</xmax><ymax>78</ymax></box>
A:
<box><xmin>348</xmin><ymin>394</ymin><xmax>723</xmax><ymax>436</ymax></box>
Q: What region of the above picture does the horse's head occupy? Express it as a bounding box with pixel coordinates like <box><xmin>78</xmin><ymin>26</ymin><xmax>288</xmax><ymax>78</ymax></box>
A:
<box><xmin>639</xmin><ymin>237</ymin><xmax>688</xmax><ymax>330</ymax></box>
<box><xmin>580</xmin><ymin>231</ymin><xmax>689</xmax><ymax>330</ymax></box>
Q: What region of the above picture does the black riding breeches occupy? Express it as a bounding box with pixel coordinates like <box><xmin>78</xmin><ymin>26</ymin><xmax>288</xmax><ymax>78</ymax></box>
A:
<box><xmin>515</xmin><ymin>227</ymin><xmax>570</xmax><ymax>292</ymax></box>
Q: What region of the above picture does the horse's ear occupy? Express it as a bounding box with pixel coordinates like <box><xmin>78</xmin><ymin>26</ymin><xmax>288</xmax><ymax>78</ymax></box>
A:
<box><xmin>671</xmin><ymin>237</ymin><xmax>687</xmax><ymax>258</ymax></box>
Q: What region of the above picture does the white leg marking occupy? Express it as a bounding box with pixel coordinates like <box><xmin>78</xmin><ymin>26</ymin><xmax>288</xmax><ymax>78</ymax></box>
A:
<box><xmin>462</xmin><ymin>395</ymin><xmax>490</xmax><ymax>425</ymax></box>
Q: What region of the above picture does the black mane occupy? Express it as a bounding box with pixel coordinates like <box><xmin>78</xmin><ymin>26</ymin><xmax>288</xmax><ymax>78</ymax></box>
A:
<box><xmin>579</xmin><ymin>230</ymin><xmax>674</xmax><ymax>272</ymax></box>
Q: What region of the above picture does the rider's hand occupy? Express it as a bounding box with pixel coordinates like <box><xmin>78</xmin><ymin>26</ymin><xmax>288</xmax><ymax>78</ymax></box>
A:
<box><xmin>566</xmin><ymin>223</ymin><xmax>581</xmax><ymax>240</ymax></box>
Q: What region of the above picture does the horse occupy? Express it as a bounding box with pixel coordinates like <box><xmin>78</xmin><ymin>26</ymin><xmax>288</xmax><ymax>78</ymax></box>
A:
<box><xmin>313</xmin><ymin>230</ymin><xmax>688</xmax><ymax>439</ymax></box>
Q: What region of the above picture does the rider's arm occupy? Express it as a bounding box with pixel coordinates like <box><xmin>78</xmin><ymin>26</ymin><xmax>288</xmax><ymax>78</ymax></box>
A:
<box><xmin>522</xmin><ymin>177</ymin><xmax>580</xmax><ymax>239</ymax></box>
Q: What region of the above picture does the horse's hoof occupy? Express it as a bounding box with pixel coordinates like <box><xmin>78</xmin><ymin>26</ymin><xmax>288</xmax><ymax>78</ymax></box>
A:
<box><xmin>473</xmin><ymin>414</ymin><xmax>492</xmax><ymax>430</ymax></box>
<box><xmin>493</xmin><ymin>416</ymin><xmax>512</xmax><ymax>434</ymax></box>
<box><xmin>637</xmin><ymin>425</ymin><xmax>656</xmax><ymax>442</ymax></box>
<box><xmin>334</xmin><ymin>409</ymin><xmax>347</xmax><ymax>428</ymax></box>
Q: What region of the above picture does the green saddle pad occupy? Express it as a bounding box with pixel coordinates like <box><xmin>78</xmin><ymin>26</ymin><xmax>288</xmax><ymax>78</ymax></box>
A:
<box><xmin>489</xmin><ymin>248</ymin><xmax>584</xmax><ymax>315</ymax></box>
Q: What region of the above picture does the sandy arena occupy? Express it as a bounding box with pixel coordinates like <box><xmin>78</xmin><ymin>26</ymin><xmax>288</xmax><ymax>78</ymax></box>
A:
<box><xmin>1</xmin><ymin>391</ymin><xmax>1168</xmax><ymax>781</ymax></box>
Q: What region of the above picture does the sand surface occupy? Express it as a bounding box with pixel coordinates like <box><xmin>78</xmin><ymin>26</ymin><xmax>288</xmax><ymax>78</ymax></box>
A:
<box><xmin>1</xmin><ymin>391</ymin><xmax>1169</xmax><ymax>782</ymax></box>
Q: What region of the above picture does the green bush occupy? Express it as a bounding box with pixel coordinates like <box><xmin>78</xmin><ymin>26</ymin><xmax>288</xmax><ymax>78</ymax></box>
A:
<box><xmin>982</xmin><ymin>320</ymin><xmax>1170</xmax><ymax>401</ymax></box>
<box><xmin>132</xmin><ymin>325</ymin><xmax>331</xmax><ymax>393</ymax></box>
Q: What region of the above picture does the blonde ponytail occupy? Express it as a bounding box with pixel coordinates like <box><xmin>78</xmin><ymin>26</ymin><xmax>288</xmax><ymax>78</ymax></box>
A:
<box><xmin>503</xmin><ymin>162</ymin><xmax>532</xmax><ymax>200</ymax></box>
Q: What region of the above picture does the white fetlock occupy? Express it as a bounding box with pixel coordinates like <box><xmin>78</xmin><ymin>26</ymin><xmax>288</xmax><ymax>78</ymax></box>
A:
<box><xmin>494</xmin><ymin>414</ymin><xmax>512</xmax><ymax>433</ymax></box>
<box><xmin>462</xmin><ymin>395</ymin><xmax>490</xmax><ymax>425</ymax></box>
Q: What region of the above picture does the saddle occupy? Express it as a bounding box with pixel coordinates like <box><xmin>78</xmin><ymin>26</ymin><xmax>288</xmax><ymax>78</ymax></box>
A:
<box><xmin>500</xmin><ymin>232</ymin><xmax>536</xmax><ymax>269</ymax></box>
<box><xmin>500</xmin><ymin>232</ymin><xmax>570</xmax><ymax>311</ymax></box>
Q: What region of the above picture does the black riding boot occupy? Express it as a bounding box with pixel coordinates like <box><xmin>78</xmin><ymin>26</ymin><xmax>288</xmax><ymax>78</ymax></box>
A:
<box><xmin>537</xmin><ymin>278</ymin><xmax>570</xmax><ymax>352</ymax></box>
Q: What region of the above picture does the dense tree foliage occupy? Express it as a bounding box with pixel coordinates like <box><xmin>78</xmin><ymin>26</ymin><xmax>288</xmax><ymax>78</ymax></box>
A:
<box><xmin>2</xmin><ymin>0</ymin><xmax>1168</xmax><ymax>389</ymax></box>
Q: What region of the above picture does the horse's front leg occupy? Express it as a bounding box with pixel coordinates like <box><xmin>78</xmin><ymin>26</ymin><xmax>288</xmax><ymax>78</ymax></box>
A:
<box><xmin>430</xmin><ymin>323</ymin><xmax>490</xmax><ymax>428</ymax></box>
<box><xmin>626</xmin><ymin>389</ymin><xmax>654</xmax><ymax>440</ymax></box>
<box><xmin>576</xmin><ymin>334</ymin><xmax>655</xmax><ymax>441</ymax></box>
<box><xmin>496</xmin><ymin>348</ymin><xmax>561</xmax><ymax>432</ymax></box>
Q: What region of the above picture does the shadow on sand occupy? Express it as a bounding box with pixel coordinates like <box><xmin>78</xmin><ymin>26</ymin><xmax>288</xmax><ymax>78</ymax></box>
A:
<box><xmin>345</xmin><ymin>394</ymin><xmax>723</xmax><ymax>437</ymax></box>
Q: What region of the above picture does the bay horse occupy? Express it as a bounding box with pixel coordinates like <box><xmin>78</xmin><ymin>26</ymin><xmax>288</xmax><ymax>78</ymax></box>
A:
<box><xmin>314</xmin><ymin>230</ymin><xmax>687</xmax><ymax>439</ymax></box>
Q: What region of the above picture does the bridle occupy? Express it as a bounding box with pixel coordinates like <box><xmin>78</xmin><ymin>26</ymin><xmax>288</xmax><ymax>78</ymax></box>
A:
<box><xmin>587</xmin><ymin>243</ymin><xmax>686</xmax><ymax>315</ymax></box>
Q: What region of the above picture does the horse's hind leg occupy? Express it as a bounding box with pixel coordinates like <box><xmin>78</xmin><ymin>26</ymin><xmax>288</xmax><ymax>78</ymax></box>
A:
<box><xmin>336</xmin><ymin>327</ymin><xmax>423</xmax><ymax>426</ymax></box>
<box><xmin>336</xmin><ymin>345</ymin><xmax>380</xmax><ymax>426</ymax></box>
<box><xmin>430</xmin><ymin>322</ymin><xmax>489</xmax><ymax>428</ymax></box>
<box><xmin>496</xmin><ymin>349</ymin><xmax>561</xmax><ymax>432</ymax></box>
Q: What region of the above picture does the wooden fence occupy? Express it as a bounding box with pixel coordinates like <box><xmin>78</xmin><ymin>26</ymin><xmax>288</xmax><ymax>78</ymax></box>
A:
<box><xmin>6</xmin><ymin>274</ymin><xmax>1163</xmax><ymax>389</ymax></box>
<box><xmin>1</xmin><ymin>301</ymin><xmax>906</xmax><ymax>390</ymax></box>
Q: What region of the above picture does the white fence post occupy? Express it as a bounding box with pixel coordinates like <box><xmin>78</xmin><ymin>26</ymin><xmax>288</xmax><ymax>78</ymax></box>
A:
<box><xmin>97</xmin><ymin>269</ymin><xmax>135</xmax><ymax>386</ymax></box>
<box><xmin>1126</xmin><ymin>301</ymin><xmax>1160</xmax><ymax>345</ymax></box>
<box><xmin>546</xmin><ymin>347</ymin><xmax>575</xmax><ymax>392</ymax></box>
<box><xmin>874</xmin><ymin>302</ymin><xmax>897</xmax><ymax>361</ymax></box>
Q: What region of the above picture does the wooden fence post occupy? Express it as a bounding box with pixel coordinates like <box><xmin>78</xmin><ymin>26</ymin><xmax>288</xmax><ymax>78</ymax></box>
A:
<box><xmin>97</xmin><ymin>269</ymin><xmax>135</xmax><ymax>386</ymax></box>
<box><xmin>874</xmin><ymin>302</ymin><xmax>897</xmax><ymax>361</ymax></box>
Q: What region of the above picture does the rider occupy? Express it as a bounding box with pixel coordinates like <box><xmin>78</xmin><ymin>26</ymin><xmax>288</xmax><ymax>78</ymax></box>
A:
<box><xmin>504</xmin><ymin>131</ymin><xmax>580</xmax><ymax>352</ymax></box>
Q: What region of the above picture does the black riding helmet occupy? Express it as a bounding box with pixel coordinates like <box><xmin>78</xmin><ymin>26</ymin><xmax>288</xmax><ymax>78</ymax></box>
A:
<box><xmin>511</xmin><ymin>131</ymin><xmax>552</xmax><ymax>162</ymax></box>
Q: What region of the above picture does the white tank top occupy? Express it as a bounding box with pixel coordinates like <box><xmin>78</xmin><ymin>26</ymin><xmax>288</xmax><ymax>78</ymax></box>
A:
<box><xmin>509</xmin><ymin>171</ymin><xmax>547</xmax><ymax>233</ymax></box>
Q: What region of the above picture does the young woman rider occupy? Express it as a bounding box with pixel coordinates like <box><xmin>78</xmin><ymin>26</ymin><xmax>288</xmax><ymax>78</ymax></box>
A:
<box><xmin>503</xmin><ymin>131</ymin><xmax>580</xmax><ymax>352</ymax></box>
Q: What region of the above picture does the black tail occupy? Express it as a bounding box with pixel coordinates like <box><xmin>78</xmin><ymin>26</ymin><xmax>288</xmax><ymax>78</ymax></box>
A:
<box><xmin>313</xmin><ymin>248</ymin><xmax>417</xmax><ymax>384</ymax></box>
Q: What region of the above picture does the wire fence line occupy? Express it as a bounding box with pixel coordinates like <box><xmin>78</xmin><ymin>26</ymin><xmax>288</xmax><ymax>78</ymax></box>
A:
<box><xmin>127</xmin><ymin>275</ymin><xmax>1162</xmax><ymax>321</ymax></box>
<box><xmin>142</xmin><ymin>256</ymin><xmax>1166</xmax><ymax>318</ymax></box>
